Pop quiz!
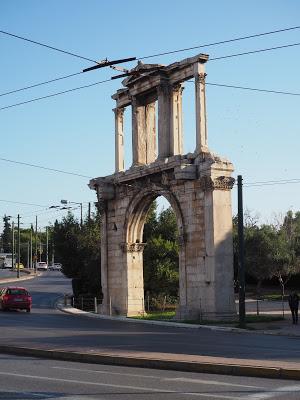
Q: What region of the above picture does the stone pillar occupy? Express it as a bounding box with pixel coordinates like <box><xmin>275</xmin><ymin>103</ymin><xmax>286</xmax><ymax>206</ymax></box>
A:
<box><xmin>114</xmin><ymin>108</ymin><xmax>125</xmax><ymax>173</ymax></box>
<box><xmin>124</xmin><ymin>242</ymin><xmax>146</xmax><ymax>316</ymax></box>
<box><xmin>145</xmin><ymin>102</ymin><xmax>157</xmax><ymax>163</ymax></box>
<box><xmin>132</xmin><ymin>98</ymin><xmax>147</xmax><ymax>166</ymax></box>
<box><xmin>194</xmin><ymin>63</ymin><xmax>208</xmax><ymax>153</ymax></box>
<box><xmin>171</xmin><ymin>84</ymin><xmax>184</xmax><ymax>155</ymax></box>
<box><xmin>157</xmin><ymin>83</ymin><xmax>171</xmax><ymax>158</ymax></box>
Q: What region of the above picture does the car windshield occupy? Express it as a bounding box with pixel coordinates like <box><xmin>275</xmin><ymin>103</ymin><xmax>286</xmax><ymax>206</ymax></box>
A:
<box><xmin>7</xmin><ymin>289</ymin><xmax>27</xmax><ymax>295</ymax></box>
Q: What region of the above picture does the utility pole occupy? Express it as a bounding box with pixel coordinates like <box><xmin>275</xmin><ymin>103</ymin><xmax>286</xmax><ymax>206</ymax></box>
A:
<box><xmin>30</xmin><ymin>225</ymin><xmax>33</xmax><ymax>269</ymax></box>
<box><xmin>46</xmin><ymin>226</ymin><xmax>49</xmax><ymax>266</ymax></box>
<box><xmin>88</xmin><ymin>202</ymin><xmax>91</xmax><ymax>222</ymax></box>
<box><xmin>80</xmin><ymin>203</ymin><xmax>83</xmax><ymax>227</ymax></box>
<box><xmin>27</xmin><ymin>241</ymin><xmax>29</xmax><ymax>269</ymax></box>
<box><xmin>11</xmin><ymin>221</ymin><xmax>15</xmax><ymax>269</ymax></box>
<box><xmin>35</xmin><ymin>216</ymin><xmax>38</xmax><ymax>273</ymax></box>
<box><xmin>237</xmin><ymin>175</ymin><xmax>246</xmax><ymax>328</ymax></box>
<box><xmin>17</xmin><ymin>214</ymin><xmax>20</xmax><ymax>279</ymax></box>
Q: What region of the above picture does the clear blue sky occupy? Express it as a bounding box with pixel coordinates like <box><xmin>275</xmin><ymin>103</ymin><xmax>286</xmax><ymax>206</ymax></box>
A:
<box><xmin>1</xmin><ymin>0</ymin><xmax>300</xmax><ymax>231</ymax></box>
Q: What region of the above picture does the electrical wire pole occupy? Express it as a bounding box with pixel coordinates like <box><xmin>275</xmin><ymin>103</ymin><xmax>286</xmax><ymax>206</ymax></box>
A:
<box><xmin>237</xmin><ymin>175</ymin><xmax>246</xmax><ymax>328</ymax></box>
<box><xmin>17</xmin><ymin>214</ymin><xmax>20</xmax><ymax>279</ymax></box>
<box><xmin>46</xmin><ymin>226</ymin><xmax>49</xmax><ymax>266</ymax></box>
<box><xmin>30</xmin><ymin>225</ymin><xmax>33</xmax><ymax>269</ymax></box>
<box><xmin>35</xmin><ymin>216</ymin><xmax>38</xmax><ymax>273</ymax></box>
<box><xmin>11</xmin><ymin>221</ymin><xmax>15</xmax><ymax>269</ymax></box>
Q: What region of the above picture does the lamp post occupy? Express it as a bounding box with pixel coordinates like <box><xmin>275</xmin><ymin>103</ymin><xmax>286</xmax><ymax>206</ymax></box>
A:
<box><xmin>17</xmin><ymin>214</ymin><xmax>20</xmax><ymax>279</ymax></box>
<box><xmin>61</xmin><ymin>200</ymin><xmax>83</xmax><ymax>227</ymax></box>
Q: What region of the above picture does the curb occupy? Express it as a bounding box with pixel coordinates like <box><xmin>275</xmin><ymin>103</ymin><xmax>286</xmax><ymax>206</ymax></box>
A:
<box><xmin>56</xmin><ymin>302</ymin><xmax>243</xmax><ymax>333</ymax></box>
<box><xmin>0</xmin><ymin>344</ymin><xmax>299</xmax><ymax>381</ymax></box>
<box><xmin>0</xmin><ymin>273</ymin><xmax>40</xmax><ymax>284</ymax></box>
<box><xmin>57</xmin><ymin>303</ymin><xmax>300</xmax><ymax>337</ymax></box>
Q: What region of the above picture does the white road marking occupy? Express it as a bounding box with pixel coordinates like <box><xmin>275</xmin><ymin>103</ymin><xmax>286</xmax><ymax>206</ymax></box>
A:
<box><xmin>0</xmin><ymin>371</ymin><xmax>241</xmax><ymax>399</ymax></box>
<box><xmin>52</xmin><ymin>366</ymin><xmax>262</xmax><ymax>389</ymax></box>
<box><xmin>52</xmin><ymin>365</ymin><xmax>160</xmax><ymax>379</ymax></box>
<box><xmin>245</xmin><ymin>384</ymin><xmax>300</xmax><ymax>399</ymax></box>
<box><xmin>166</xmin><ymin>377</ymin><xmax>263</xmax><ymax>389</ymax></box>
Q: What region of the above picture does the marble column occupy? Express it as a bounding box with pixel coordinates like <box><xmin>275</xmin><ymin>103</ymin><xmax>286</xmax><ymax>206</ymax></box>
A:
<box><xmin>157</xmin><ymin>83</ymin><xmax>171</xmax><ymax>158</ymax></box>
<box><xmin>171</xmin><ymin>84</ymin><xmax>184</xmax><ymax>155</ymax></box>
<box><xmin>145</xmin><ymin>101</ymin><xmax>157</xmax><ymax>163</ymax></box>
<box><xmin>114</xmin><ymin>108</ymin><xmax>125</xmax><ymax>173</ymax></box>
<box><xmin>132</xmin><ymin>98</ymin><xmax>147</xmax><ymax>166</ymax></box>
<box><xmin>194</xmin><ymin>63</ymin><xmax>208</xmax><ymax>153</ymax></box>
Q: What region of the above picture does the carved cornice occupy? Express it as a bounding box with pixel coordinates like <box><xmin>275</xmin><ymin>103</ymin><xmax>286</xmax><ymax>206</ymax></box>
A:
<box><xmin>214</xmin><ymin>176</ymin><xmax>235</xmax><ymax>190</ymax></box>
<box><xmin>199</xmin><ymin>175</ymin><xmax>235</xmax><ymax>191</ymax></box>
<box><xmin>121</xmin><ymin>242</ymin><xmax>146</xmax><ymax>252</ymax></box>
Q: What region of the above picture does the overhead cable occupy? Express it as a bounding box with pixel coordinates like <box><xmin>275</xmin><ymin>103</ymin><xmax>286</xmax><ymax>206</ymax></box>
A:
<box><xmin>1</xmin><ymin>25</ymin><xmax>300</xmax><ymax>99</ymax></box>
<box><xmin>0</xmin><ymin>157</ymin><xmax>93</xmax><ymax>178</ymax></box>
<box><xmin>0</xmin><ymin>29</ymin><xmax>99</xmax><ymax>63</ymax></box>
<box><xmin>138</xmin><ymin>25</ymin><xmax>300</xmax><ymax>60</ymax></box>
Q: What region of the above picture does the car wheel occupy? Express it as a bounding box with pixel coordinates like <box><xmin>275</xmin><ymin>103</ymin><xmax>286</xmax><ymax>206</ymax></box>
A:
<box><xmin>26</xmin><ymin>308</ymin><xmax>31</xmax><ymax>313</ymax></box>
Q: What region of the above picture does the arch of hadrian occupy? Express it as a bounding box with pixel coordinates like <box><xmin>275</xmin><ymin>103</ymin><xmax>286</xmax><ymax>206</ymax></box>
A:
<box><xmin>89</xmin><ymin>53</ymin><xmax>236</xmax><ymax>320</ymax></box>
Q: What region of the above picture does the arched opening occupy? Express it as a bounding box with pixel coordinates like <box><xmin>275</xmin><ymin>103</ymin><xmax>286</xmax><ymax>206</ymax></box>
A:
<box><xmin>124</xmin><ymin>188</ymin><xmax>186</xmax><ymax>318</ymax></box>
<box><xmin>143</xmin><ymin>197</ymin><xmax>179</xmax><ymax>317</ymax></box>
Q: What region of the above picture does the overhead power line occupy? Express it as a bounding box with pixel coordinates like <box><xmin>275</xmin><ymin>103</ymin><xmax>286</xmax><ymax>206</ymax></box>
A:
<box><xmin>0</xmin><ymin>29</ymin><xmax>99</xmax><ymax>63</ymax></box>
<box><xmin>2</xmin><ymin>40</ymin><xmax>300</xmax><ymax>111</ymax></box>
<box><xmin>210</xmin><ymin>42</ymin><xmax>300</xmax><ymax>61</ymax></box>
<box><xmin>1</xmin><ymin>25</ymin><xmax>299</xmax><ymax>99</ymax></box>
<box><xmin>244</xmin><ymin>178</ymin><xmax>300</xmax><ymax>187</ymax></box>
<box><xmin>138</xmin><ymin>25</ymin><xmax>300</xmax><ymax>60</ymax></box>
<box><xmin>0</xmin><ymin>72</ymin><xmax>83</xmax><ymax>98</ymax></box>
<box><xmin>0</xmin><ymin>157</ymin><xmax>93</xmax><ymax>178</ymax></box>
<box><xmin>0</xmin><ymin>78</ymin><xmax>111</xmax><ymax>111</ymax></box>
<box><xmin>205</xmin><ymin>82</ymin><xmax>300</xmax><ymax>96</ymax></box>
<box><xmin>0</xmin><ymin>199</ymin><xmax>46</xmax><ymax>207</ymax></box>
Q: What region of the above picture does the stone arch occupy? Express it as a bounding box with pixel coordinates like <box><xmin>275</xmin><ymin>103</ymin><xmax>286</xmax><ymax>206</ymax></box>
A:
<box><xmin>89</xmin><ymin>53</ymin><xmax>236</xmax><ymax>320</ymax></box>
<box><xmin>122</xmin><ymin>185</ymin><xmax>187</xmax><ymax>317</ymax></box>
<box><xmin>124</xmin><ymin>186</ymin><xmax>184</xmax><ymax>244</ymax></box>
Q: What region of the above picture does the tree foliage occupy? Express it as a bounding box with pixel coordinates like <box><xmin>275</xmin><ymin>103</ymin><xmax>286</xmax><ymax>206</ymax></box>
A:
<box><xmin>52</xmin><ymin>212</ymin><xmax>102</xmax><ymax>297</ymax></box>
<box><xmin>233</xmin><ymin>210</ymin><xmax>300</xmax><ymax>294</ymax></box>
<box><xmin>143</xmin><ymin>203</ymin><xmax>179</xmax><ymax>297</ymax></box>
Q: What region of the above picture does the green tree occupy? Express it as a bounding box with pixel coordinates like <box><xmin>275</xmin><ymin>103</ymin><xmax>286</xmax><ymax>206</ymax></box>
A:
<box><xmin>52</xmin><ymin>212</ymin><xmax>102</xmax><ymax>297</ymax></box>
<box><xmin>143</xmin><ymin>203</ymin><xmax>179</xmax><ymax>298</ymax></box>
<box><xmin>1</xmin><ymin>215</ymin><xmax>12</xmax><ymax>252</ymax></box>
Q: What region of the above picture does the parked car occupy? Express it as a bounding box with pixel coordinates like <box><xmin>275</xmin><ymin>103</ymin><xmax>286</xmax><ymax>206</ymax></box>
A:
<box><xmin>37</xmin><ymin>262</ymin><xmax>48</xmax><ymax>271</ymax></box>
<box><xmin>0</xmin><ymin>287</ymin><xmax>32</xmax><ymax>312</ymax></box>
<box><xmin>14</xmin><ymin>263</ymin><xmax>24</xmax><ymax>270</ymax></box>
<box><xmin>49</xmin><ymin>263</ymin><xmax>62</xmax><ymax>271</ymax></box>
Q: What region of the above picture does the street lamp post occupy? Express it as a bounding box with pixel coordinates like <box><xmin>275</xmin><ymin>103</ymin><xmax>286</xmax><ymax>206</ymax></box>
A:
<box><xmin>17</xmin><ymin>214</ymin><xmax>20</xmax><ymax>279</ymax></box>
<box><xmin>61</xmin><ymin>200</ymin><xmax>83</xmax><ymax>227</ymax></box>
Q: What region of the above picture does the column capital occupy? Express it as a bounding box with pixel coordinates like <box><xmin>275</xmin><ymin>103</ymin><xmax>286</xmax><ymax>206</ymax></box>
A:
<box><xmin>195</xmin><ymin>72</ymin><xmax>207</xmax><ymax>85</ymax></box>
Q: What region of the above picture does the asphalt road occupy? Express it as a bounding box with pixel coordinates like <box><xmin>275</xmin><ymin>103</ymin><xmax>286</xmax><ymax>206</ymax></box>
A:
<box><xmin>1</xmin><ymin>353</ymin><xmax>300</xmax><ymax>399</ymax></box>
<box><xmin>0</xmin><ymin>272</ymin><xmax>300</xmax><ymax>364</ymax></box>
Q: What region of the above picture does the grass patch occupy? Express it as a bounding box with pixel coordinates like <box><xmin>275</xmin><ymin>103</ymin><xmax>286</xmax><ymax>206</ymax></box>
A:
<box><xmin>261</xmin><ymin>294</ymin><xmax>287</xmax><ymax>301</ymax></box>
<box><xmin>129</xmin><ymin>311</ymin><xmax>284</xmax><ymax>326</ymax></box>
<box><xmin>244</xmin><ymin>315</ymin><xmax>284</xmax><ymax>323</ymax></box>
<box><xmin>129</xmin><ymin>311</ymin><xmax>176</xmax><ymax>320</ymax></box>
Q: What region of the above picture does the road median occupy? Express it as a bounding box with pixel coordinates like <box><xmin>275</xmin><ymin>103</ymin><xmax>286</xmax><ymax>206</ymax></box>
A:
<box><xmin>0</xmin><ymin>344</ymin><xmax>300</xmax><ymax>381</ymax></box>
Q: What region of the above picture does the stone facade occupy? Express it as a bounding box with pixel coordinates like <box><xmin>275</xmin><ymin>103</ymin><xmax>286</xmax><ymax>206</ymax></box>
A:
<box><xmin>89</xmin><ymin>53</ymin><xmax>236</xmax><ymax>320</ymax></box>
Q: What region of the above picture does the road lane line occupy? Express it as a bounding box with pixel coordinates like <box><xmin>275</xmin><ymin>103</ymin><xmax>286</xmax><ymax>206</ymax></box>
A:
<box><xmin>165</xmin><ymin>377</ymin><xmax>263</xmax><ymax>389</ymax></box>
<box><xmin>245</xmin><ymin>384</ymin><xmax>300</xmax><ymax>399</ymax></box>
<box><xmin>52</xmin><ymin>365</ymin><xmax>161</xmax><ymax>379</ymax></box>
<box><xmin>52</xmin><ymin>366</ymin><xmax>263</xmax><ymax>389</ymax></box>
<box><xmin>0</xmin><ymin>371</ymin><xmax>241</xmax><ymax>399</ymax></box>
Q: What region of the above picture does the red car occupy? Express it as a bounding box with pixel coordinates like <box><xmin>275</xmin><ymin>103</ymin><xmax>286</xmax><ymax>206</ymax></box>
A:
<box><xmin>0</xmin><ymin>287</ymin><xmax>32</xmax><ymax>312</ymax></box>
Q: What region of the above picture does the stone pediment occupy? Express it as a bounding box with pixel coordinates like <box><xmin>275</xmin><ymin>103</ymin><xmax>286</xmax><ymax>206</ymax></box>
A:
<box><xmin>121</xmin><ymin>61</ymin><xmax>164</xmax><ymax>87</ymax></box>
